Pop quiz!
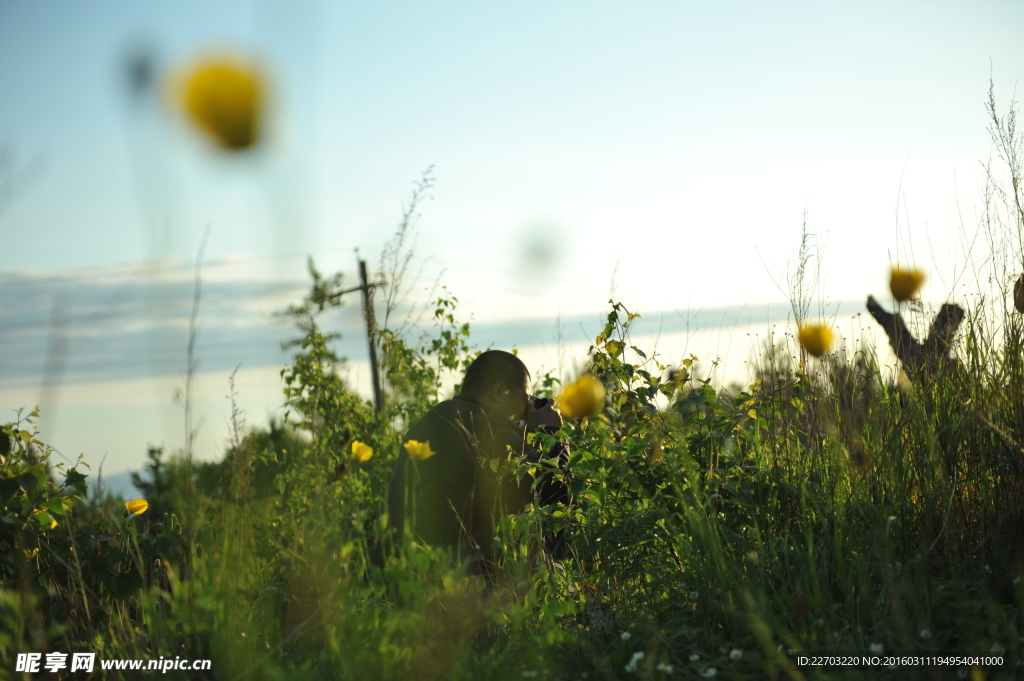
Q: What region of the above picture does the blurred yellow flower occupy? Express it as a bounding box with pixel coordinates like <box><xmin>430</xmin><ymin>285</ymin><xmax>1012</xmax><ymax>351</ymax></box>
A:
<box><xmin>174</xmin><ymin>55</ymin><xmax>264</xmax><ymax>150</ymax></box>
<box><xmin>889</xmin><ymin>266</ymin><xmax>925</xmax><ymax>302</ymax></box>
<box><xmin>23</xmin><ymin>548</ymin><xmax>39</xmax><ymax>560</ymax></box>
<box><xmin>798</xmin><ymin>324</ymin><xmax>834</xmax><ymax>357</ymax></box>
<box><xmin>556</xmin><ymin>374</ymin><xmax>606</xmax><ymax>420</ymax></box>
<box><xmin>126</xmin><ymin>498</ymin><xmax>149</xmax><ymax>515</ymax></box>
<box><xmin>351</xmin><ymin>440</ymin><xmax>373</xmax><ymax>462</ymax></box>
<box><xmin>404</xmin><ymin>440</ymin><xmax>436</xmax><ymax>461</ymax></box>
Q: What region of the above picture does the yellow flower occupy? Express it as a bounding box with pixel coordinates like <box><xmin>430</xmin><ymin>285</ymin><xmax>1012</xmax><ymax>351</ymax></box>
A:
<box><xmin>556</xmin><ymin>374</ymin><xmax>606</xmax><ymax>420</ymax></box>
<box><xmin>798</xmin><ymin>324</ymin><xmax>834</xmax><ymax>357</ymax></box>
<box><xmin>23</xmin><ymin>547</ymin><xmax>39</xmax><ymax>560</ymax></box>
<box><xmin>126</xmin><ymin>498</ymin><xmax>149</xmax><ymax>515</ymax></box>
<box><xmin>351</xmin><ymin>440</ymin><xmax>373</xmax><ymax>462</ymax></box>
<box><xmin>889</xmin><ymin>266</ymin><xmax>925</xmax><ymax>302</ymax></box>
<box><xmin>173</xmin><ymin>55</ymin><xmax>264</xmax><ymax>150</ymax></box>
<box><xmin>404</xmin><ymin>440</ymin><xmax>437</xmax><ymax>461</ymax></box>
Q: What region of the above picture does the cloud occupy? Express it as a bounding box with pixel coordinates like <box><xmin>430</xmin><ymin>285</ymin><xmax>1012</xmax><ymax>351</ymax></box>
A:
<box><xmin>1</xmin><ymin>268</ymin><xmax>865</xmax><ymax>390</ymax></box>
<box><xmin>0</xmin><ymin>271</ymin><xmax>351</xmax><ymax>386</ymax></box>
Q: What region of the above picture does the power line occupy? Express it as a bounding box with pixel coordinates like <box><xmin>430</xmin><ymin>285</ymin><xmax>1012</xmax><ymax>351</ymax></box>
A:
<box><xmin>0</xmin><ymin>248</ymin><xmax>577</xmax><ymax>290</ymax></box>
<box><xmin>0</xmin><ymin>247</ymin><xmax>355</xmax><ymax>289</ymax></box>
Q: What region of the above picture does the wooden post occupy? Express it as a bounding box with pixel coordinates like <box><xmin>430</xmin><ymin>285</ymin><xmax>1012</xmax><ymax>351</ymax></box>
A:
<box><xmin>866</xmin><ymin>294</ymin><xmax>964</xmax><ymax>382</ymax></box>
<box><xmin>359</xmin><ymin>259</ymin><xmax>384</xmax><ymax>412</ymax></box>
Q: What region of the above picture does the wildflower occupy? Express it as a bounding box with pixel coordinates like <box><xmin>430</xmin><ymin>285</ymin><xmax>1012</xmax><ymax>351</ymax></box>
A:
<box><xmin>890</xmin><ymin>266</ymin><xmax>925</xmax><ymax>302</ymax></box>
<box><xmin>404</xmin><ymin>440</ymin><xmax>437</xmax><ymax>461</ymax></box>
<box><xmin>1014</xmin><ymin>274</ymin><xmax>1024</xmax><ymax>314</ymax></box>
<box><xmin>870</xmin><ymin>643</ymin><xmax>884</xmax><ymax>653</ymax></box>
<box><xmin>556</xmin><ymin>374</ymin><xmax>605</xmax><ymax>420</ymax></box>
<box><xmin>689</xmin><ymin>654</ymin><xmax>700</xmax><ymax>662</ymax></box>
<box><xmin>23</xmin><ymin>547</ymin><xmax>39</xmax><ymax>560</ymax></box>
<box><xmin>620</xmin><ymin>631</ymin><xmax>632</xmax><ymax>641</ymax></box>
<box><xmin>729</xmin><ymin>649</ymin><xmax>743</xmax><ymax>660</ymax></box>
<box><xmin>625</xmin><ymin>651</ymin><xmax>644</xmax><ymax>673</ymax></box>
<box><xmin>919</xmin><ymin>629</ymin><xmax>932</xmax><ymax>640</ymax></box>
<box><xmin>351</xmin><ymin>440</ymin><xmax>373</xmax><ymax>462</ymax></box>
<box><xmin>173</xmin><ymin>55</ymin><xmax>264</xmax><ymax>150</ymax></box>
<box><xmin>700</xmin><ymin>667</ymin><xmax>718</xmax><ymax>678</ymax></box>
<box><xmin>656</xmin><ymin>662</ymin><xmax>674</xmax><ymax>673</ymax></box>
<box><xmin>798</xmin><ymin>324</ymin><xmax>834</xmax><ymax>357</ymax></box>
<box><xmin>126</xmin><ymin>498</ymin><xmax>149</xmax><ymax>515</ymax></box>
<box><xmin>521</xmin><ymin>672</ymin><xmax>538</xmax><ymax>678</ymax></box>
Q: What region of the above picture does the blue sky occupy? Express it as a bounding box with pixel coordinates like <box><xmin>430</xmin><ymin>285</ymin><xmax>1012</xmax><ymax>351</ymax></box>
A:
<box><xmin>2</xmin><ymin>0</ymin><xmax>1023</xmax><ymax>479</ymax></box>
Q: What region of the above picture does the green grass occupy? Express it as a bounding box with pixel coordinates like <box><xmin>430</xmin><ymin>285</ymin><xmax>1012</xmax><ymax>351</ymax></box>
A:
<box><xmin>3</xmin><ymin>292</ymin><xmax>1022</xmax><ymax>680</ymax></box>
<box><xmin>3</xmin><ymin>85</ymin><xmax>1024</xmax><ymax>681</ymax></box>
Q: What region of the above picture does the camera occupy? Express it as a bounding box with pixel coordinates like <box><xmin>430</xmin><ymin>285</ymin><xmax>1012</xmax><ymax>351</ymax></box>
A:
<box><xmin>518</xmin><ymin>396</ymin><xmax>552</xmax><ymax>428</ymax></box>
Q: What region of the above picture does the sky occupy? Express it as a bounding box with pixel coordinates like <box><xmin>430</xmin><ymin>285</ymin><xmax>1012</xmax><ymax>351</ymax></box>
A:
<box><xmin>2</xmin><ymin>0</ymin><xmax>1024</xmax><ymax>486</ymax></box>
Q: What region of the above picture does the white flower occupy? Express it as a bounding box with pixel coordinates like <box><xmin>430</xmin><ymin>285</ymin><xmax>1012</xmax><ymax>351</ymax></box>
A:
<box><xmin>620</xmin><ymin>631</ymin><xmax>632</xmax><ymax>641</ymax></box>
<box><xmin>521</xmin><ymin>673</ymin><xmax>538</xmax><ymax>678</ymax></box>
<box><xmin>689</xmin><ymin>590</ymin><xmax>699</xmax><ymax>599</ymax></box>
<box><xmin>656</xmin><ymin>662</ymin><xmax>674</xmax><ymax>673</ymax></box>
<box><xmin>869</xmin><ymin>643</ymin><xmax>884</xmax><ymax>653</ymax></box>
<box><xmin>729</xmin><ymin>649</ymin><xmax>742</xmax><ymax>661</ymax></box>
<box><xmin>919</xmin><ymin>629</ymin><xmax>932</xmax><ymax>640</ymax></box>
<box><xmin>625</xmin><ymin>651</ymin><xmax>645</xmax><ymax>673</ymax></box>
<box><xmin>700</xmin><ymin>668</ymin><xmax>718</xmax><ymax>678</ymax></box>
<box><xmin>689</xmin><ymin>653</ymin><xmax>700</xmax><ymax>662</ymax></box>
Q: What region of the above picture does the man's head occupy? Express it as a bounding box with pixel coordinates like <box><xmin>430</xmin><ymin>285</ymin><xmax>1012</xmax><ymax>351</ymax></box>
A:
<box><xmin>460</xmin><ymin>350</ymin><xmax>530</xmax><ymax>418</ymax></box>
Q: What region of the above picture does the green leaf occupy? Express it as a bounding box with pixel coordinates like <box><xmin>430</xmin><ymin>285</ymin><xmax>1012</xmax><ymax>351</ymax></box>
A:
<box><xmin>43</xmin><ymin>497</ymin><xmax>67</xmax><ymax>516</ymax></box>
<box><xmin>65</xmin><ymin>468</ymin><xmax>88</xmax><ymax>486</ymax></box>
<box><xmin>0</xmin><ymin>478</ymin><xmax>21</xmax><ymax>506</ymax></box>
<box><xmin>15</xmin><ymin>472</ymin><xmax>39</xmax><ymax>498</ymax></box>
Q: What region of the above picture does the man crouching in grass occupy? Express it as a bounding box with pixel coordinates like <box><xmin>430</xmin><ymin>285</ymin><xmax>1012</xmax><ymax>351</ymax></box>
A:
<box><xmin>380</xmin><ymin>349</ymin><xmax>569</xmax><ymax>580</ymax></box>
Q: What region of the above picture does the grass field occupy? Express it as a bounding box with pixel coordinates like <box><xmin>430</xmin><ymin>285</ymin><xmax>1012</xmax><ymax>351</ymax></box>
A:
<box><xmin>3</xmin><ymin>89</ymin><xmax>1024</xmax><ymax>681</ymax></box>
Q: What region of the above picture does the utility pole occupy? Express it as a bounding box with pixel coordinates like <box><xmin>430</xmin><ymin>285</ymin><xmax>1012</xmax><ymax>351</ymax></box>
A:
<box><xmin>325</xmin><ymin>257</ymin><xmax>384</xmax><ymax>412</ymax></box>
<box><xmin>359</xmin><ymin>259</ymin><xmax>384</xmax><ymax>412</ymax></box>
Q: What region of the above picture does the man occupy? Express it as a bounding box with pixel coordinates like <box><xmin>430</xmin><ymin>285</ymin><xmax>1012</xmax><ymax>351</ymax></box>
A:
<box><xmin>382</xmin><ymin>350</ymin><xmax>567</xmax><ymax>572</ymax></box>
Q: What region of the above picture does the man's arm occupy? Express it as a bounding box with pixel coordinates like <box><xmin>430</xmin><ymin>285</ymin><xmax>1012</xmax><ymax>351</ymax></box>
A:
<box><xmin>489</xmin><ymin>402</ymin><xmax>570</xmax><ymax>510</ymax></box>
<box><xmin>523</xmin><ymin>397</ymin><xmax>570</xmax><ymax>505</ymax></box>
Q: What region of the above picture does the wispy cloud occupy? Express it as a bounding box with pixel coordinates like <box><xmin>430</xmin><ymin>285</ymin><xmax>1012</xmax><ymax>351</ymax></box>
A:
<box><xmin>1</xmin><ymin>267</ymin><xmax>864</xmax><ymax>390</ymax></box>
<box><xmin>0</xmin><ymin>270</ymin><xmax>320</xmax><ymax>386</ymax></box>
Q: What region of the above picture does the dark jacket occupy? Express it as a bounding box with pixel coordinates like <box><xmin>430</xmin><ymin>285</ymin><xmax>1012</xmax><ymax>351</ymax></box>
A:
<box><xmin>382</xmin><ymin>395</ymin><xmax>567</xmax><ymax>561</ymax></box>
